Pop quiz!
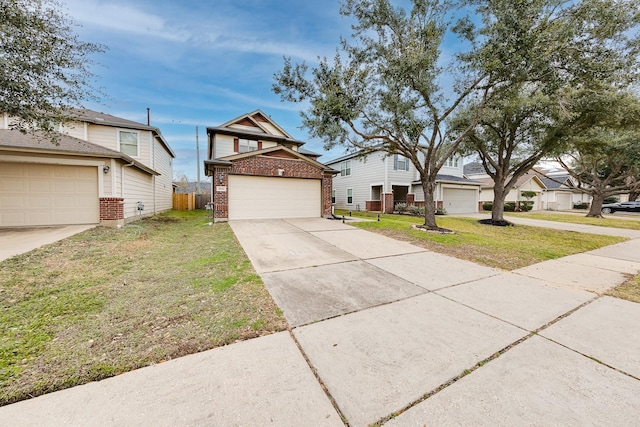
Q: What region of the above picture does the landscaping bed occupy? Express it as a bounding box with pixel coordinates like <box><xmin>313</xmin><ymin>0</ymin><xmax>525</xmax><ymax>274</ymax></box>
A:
<box><xmin>505</xmin><ymin>212</ymin><xmax>640</xmax><ymax>230</ymax></box>
<box><xmin>0</xmin><ymin>211</ymin><xmax>286</xmax><ymax>406</ymax></box>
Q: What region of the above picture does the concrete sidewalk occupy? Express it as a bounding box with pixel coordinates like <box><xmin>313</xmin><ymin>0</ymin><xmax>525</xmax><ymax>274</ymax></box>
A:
<box><xmin>2</xmin><ymin>217</ymin><xmax>639</xmax><ymax>426</ymax></box>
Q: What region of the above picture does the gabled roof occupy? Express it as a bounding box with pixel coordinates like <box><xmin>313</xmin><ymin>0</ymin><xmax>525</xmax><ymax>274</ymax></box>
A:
<box><xmin>204</xmin><ymin>145</ymin><xmax>338</xmax><ymax>175</ymax></box>
<box><xmin>463</xmin><ymin>162</ymin><xmax>490</xmax><ymax>176</ymax></box>
<box><xmin>0</xmin><ymin>129</ymin><xmax>159</xmax><ymax>175</ymax></box>
<box><xmin>475</xmin><ymin>173</ymin><xmax>547</xmax><ymax>190</ymax></box>
<box><xmin>70</xmin><ymin>108</ymin><xmax>176</xmax><ymax>158</ymax></box>
<box><xmin>217</xmin><ymin>110</ymin><xmax>293</xmax><ymax>139</ymax></box>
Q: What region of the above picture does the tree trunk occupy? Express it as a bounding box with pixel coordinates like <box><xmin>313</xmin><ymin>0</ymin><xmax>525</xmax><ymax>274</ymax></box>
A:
<box><xmin>421</xmin><ymin>178</ymin><xmax>438</xmax><ymax>229</ymax></box>
<box><xmin>491</xmin><ymin>181</ymin><xmax>509</xmax><ymax>222</ymax></box>
<box><xmin>587</xmin><ymin>193</ymin><xmax>605</xmax><ymax>217</ymax></box>
<box><xmin>629</xmin><ymin>191</ymin><xmax>638</xmax><ymax>202</ymax></box>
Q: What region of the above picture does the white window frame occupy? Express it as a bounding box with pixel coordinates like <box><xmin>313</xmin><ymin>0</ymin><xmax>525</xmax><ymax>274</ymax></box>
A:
<box><xmin>341</xmin><ymin>160</ymin><xmax>351</xmax><ymax>176</ymax></box>
<box><xmin>445</xmin><ymin>156</ymin><xmax>459</xmax><ymax>168</ymax></box>
<box><xmin>118</xmin><ymin>129</ymin><xmax>140</xmax><ymax>157</ymax></box>
<box><xmin>394</xmin><ymin>154</ymin><xmax>409</xmax><ymax>171</ymax></box>
<box><xmin>239</xmin><ymin>139</ymin><xmax>258</xmax><ymax>153</ymax></box>
<box><xmin>347</xmin><ymin>188</ymin><xmax>353</xmax><ymax>204</ymax></box>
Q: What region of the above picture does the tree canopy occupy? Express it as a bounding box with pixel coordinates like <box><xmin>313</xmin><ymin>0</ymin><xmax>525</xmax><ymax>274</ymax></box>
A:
<box><xmin>274</xmin><ymin>0</ymin><xmax>640</xmax><ymax>228</ymax></box>
<box><xmin>455</xmin><ymin>0</ymin><xmax>640</xmax><ymax>223</ymax></box>
<box><xmin>0</xmin><ymin>0</ymin><xmax>104</xmax><ymax>134</ymax></box>
<box><xmin>557</xmin><ymin>91</ymin><xmax>640</xmax><ymax>217</ymax></box>
<box><xmin>274</xmin><ymin>0</ymin><xmax>501</xmax><ymax>229</ymax></box>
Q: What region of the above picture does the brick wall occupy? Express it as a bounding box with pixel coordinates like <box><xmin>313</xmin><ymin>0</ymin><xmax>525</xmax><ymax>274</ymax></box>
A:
<box><xmin>100</xmin><ymin>197</ymin><xmax>124</xmax><ymax>226</ymax></box>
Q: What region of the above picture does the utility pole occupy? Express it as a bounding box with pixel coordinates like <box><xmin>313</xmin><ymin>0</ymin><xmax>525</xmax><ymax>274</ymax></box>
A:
<box><xmin>196</xmin><ymin>126</ymin><xmax>201</xmax><ymax>194</ymax></box>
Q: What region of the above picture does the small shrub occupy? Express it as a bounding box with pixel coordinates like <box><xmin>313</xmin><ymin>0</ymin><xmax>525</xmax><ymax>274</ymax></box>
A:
<box><xmin>504</xmin><ymin>202</ymin><xmax>516</xmax><ymax>212</ymax></box>
<box><xmin>407</xmin><ymin>205</ymin><xmax>425</xmax><ymax>216</ymax></box>
<box><xmin>482</xmin><ymin>202</ymin><xmax>493</xmax><ymax>211</ymax></box>
<box><xmin>573</xmin><ymin>202</ymin><xmax>589</xmax><ymax>209</ymax></box>
<box><xmin>603</xmin><ymin>196</ymin><xmax>619</xmax><ymax>204</ymax></box>
<box><xmin>395</xmin><ymin>203</ymin><xmax>408</xmax><ymax>213</ymax></box>
<box><xmin>519</xmin><ymin>201</ymin><xmax>534</xmax><ymax>212</ymax></box>
<box><xmin>435</xmin><ymin>206</ymin><xmax>447</xmax><ymax>215</ymax></box>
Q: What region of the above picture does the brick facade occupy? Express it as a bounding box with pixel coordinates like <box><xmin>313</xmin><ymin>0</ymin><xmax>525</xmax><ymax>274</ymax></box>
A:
<box><xmin>99</xmin><ymin>197</ymin><xmax>125</xmax><ymax>227</ymax></box>
<box><xmin>212</xmin><ymin>155</ymin><xmax>333</xmax><ymax>221</ymax></box>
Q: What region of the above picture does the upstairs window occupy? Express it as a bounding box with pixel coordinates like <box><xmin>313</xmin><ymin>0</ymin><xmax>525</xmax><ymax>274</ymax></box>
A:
<box><xmin>341</xmin><ymin>160</ymin><xmax>351</xmax><ymax>176</ymax></box>
<box><xmin>445</xmin><ymin>157</ymin><xmax>459</xmax><ymax>168</ymax></box>
<box><xmin>239</xmin><ymin>139</ymin><xmax>258</xmax><ymax>153</ymax></box>
<box><xmin>394</xmin><ymin>154</ymin><xmax>409</xmax><ymax>171</ymax></box>
<box><xmin>119</xmin><ymin>130</ymin><xmax>139</xmax><ymax>157</ymax></box>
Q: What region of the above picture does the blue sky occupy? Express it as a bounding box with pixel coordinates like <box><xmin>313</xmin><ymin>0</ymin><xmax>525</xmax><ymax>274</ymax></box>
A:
<box><xmin>63</xmin><ymin>0</ymin><xmax>356</xmax><ymax>180</ymax></box>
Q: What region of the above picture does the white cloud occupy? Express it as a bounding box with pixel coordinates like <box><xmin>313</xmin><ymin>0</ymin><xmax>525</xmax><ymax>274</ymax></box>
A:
<box><xmin>64</xmin><ymin>0</ymin><xmax>189</xmax><ymax>42</ymax></box>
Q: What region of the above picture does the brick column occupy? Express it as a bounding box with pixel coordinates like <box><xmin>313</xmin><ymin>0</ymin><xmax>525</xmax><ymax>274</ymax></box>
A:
<box><xmin>213</xmin><ymin>167</ymin><xmax>230</xmax><ymax>222</ymax></box>
<box><xmin>406</xmin><ymin>193</ymin><xmax>415</xmax><ymax>205</ymax></box>
<box><xmin>100</xmin><ymin>197</ymin><xmax>125</xmax><ymax>227</ymax></box>
<box><xmin>382</xmin><ymin>192</ymin><xmax>394</xmax><ymax>214</ymax></box>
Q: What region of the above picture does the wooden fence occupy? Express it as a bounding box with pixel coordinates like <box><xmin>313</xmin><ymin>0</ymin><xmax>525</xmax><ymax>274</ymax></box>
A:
<box><xmin>173</xmin><ymin>193</ymin><xmax>211</xmax><ymax>210</ymax></box>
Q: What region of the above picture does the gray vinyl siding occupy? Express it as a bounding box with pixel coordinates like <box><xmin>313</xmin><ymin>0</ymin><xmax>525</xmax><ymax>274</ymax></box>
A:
<box><xmin>329</xmin><ymin>152</ymin><xmax>388</xmax><ymax>210</ymax></box>
<box><xmin>328</xmin><ymin>151</ymin><xmax>467</xmax><ymax>210</ymax></box>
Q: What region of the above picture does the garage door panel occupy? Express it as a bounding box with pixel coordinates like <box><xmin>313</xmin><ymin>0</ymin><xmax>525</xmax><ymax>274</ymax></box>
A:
<box><xmin>443</xmin><ymin>188</ymin><xmax>477</xmax><ymax>214</ymax></box>
<box><xmin>229</xmin><ymin>176</ymin><xmax>321</xmax><ymax>220</ymax></box>
<box><xmin>0</xmin><ymin>163</ymin><xmax>99</xmax><ymax>226</ymax></box>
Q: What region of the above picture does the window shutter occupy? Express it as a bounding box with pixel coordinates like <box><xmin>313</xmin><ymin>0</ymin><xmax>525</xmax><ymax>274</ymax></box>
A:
<box><xmin>233</xmin><ymin>138</ymin><xmax>239</xmax><ymax>152</ymax></box>
<box><xmin>394</xmin><ymin>154</ymin><xmax>398</xmax><ymax>170</ymax></box>
<box><xmin>257</xmin><ymin>140</ymin><xmax>263</xmax><ymax>150</ymax></box>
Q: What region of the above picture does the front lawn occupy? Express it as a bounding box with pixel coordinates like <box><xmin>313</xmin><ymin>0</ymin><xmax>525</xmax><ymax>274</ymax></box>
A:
<box><xmin>336</xmin><ymin>210</ymin><xmax>625</xmax><ymax>270</ymax></box>
<box><xmin>0</xmin><ymin>211</ymin><xmax>286</xmax><ymax>406</ymax></box>
<box><xmin>505</xmin><ymin>212</ymin><xmax>640</xmax><ymax>230</ymax></box>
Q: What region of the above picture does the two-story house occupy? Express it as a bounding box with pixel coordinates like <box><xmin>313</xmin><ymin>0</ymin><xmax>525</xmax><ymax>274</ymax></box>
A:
<box><xmin>204</xmin><ymin>110</ymin><xmax>337</xmax><ymax>221</ymax></box>
<box><xmin>0</xmin><ymin>109</ymin><xmax>175</xmax><ymax>227</ymax></box>
<box><xmin>327</xmin><ymin>151</ymin><xmax>481</xmax><ymax>214</ymax></box>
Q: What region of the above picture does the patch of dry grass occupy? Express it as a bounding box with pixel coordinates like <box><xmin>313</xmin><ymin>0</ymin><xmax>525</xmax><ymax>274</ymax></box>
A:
<box><xmin>606</xmin><ymin>274</ymin><xmax>640</xmax><ymax>303</ymax></box>
<box><xmin>0</xmin><ymin>211</ymin><xmax>286</xmax><ymax>406</ymax></box>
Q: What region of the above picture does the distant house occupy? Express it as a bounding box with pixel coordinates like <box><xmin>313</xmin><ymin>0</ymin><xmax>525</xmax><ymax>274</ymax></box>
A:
<box><xmin>0</xmin><ymin>109</ymin><xmax>175</xmax><ymax>227</ymax></box>
<box><xmin>204</xmin><ymin>110</ymin><xmax>336</xmax><ymax>221</ymax></box>
<box><xmin>464</xmin><ymin>163</ymin><xmax>546</xmax><ymax>210</ymax></box>
<box><xmin>533</xmin><ymin>166</ymin><xmax>592</xmax><ymax>210</ymax></box>
<box><xmin>326</xmin><ymin>151</ymin><xmax>481</xmax><ymax>214</ymax></box>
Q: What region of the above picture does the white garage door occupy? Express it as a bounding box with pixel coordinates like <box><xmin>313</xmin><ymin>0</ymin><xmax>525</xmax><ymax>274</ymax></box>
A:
<box><xmin>442</xmin><ymin>188</ymin><xmax>477</xmax><ymax>214</ymax></box>
<box><xmin>556</xmin><ymin>193</ymin><xmax>572</xmax><ymax>210</ymax></box>
<box><xmin>228</xmin><ymin>175</ymin><xmax>321</xmax><ymax>220</ymax></box>
<box><xmin>0</xmin><ymin>163</ymin><xmax>99</xmax><ymax>226</ymax></box>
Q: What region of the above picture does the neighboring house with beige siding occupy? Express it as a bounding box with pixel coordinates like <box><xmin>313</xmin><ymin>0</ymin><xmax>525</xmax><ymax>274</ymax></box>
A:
<box><xmin>327</xmin><ymin>151</ymin><xmax>481</xmax><ymax>214</ymax></box>
<box><xmin>0</xmin><ymin>109</ymin><xmax>175</xmax><ymax>227</ymax></box>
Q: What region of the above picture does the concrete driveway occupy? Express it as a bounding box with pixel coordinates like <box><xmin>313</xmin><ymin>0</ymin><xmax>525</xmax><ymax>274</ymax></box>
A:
<box><xmin>2</xmin><ymin>217</ymin><xmax>640</xmax><ymax>426</ymax></box>
<box><xmin>0</xmin><ymin>225</ymin><xmax>95</xmax><ymax>262</ymax></box>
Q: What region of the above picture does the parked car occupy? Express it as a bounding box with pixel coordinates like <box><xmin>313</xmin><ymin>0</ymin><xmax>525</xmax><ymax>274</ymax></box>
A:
<box><xmin>601</xmin><ymin>201</ymin><xmax>640</xmax><ymax>214</ymax></box>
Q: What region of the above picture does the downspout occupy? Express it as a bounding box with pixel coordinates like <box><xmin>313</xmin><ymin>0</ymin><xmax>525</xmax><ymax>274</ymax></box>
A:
<box><xmin>122</xmin><ymin>161</ymin><xmax>135</xmax><ymax>219</ymax></box>
<box><xmin>383</xmin><ymin>156</ymin><xmax>389</xmax><ymax>213</ymax></box>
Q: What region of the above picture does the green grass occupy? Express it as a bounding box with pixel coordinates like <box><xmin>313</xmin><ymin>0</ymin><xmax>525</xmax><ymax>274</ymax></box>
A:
<box><xmin>337</xmin><ymin>210</ymin><xmax>625</xmax><ymax>270</ymax></box>
<box><xmin>0</xmin><ymin>210</ymin><xmax>286</xmax><ymax>406</ymax></box>
<box><xmin>505</xmin><ymin>212</ymin><xmax>640</xmax><ymax>230</ymax></box>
